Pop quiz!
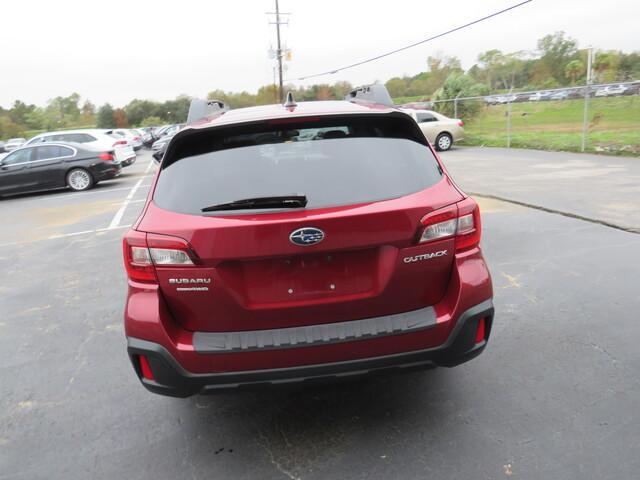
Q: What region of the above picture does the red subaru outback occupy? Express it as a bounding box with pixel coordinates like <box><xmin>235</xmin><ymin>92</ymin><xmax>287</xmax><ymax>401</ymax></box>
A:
<box><xmin>123</xmin><ymin>89</ymin><xmax>493</xmax><ymax>397</ymax></box>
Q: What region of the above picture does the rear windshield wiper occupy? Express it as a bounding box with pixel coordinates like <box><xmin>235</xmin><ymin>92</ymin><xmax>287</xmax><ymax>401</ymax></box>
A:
<box><xmin>201</xmin><ymin>195</ymin><xmax>308</xmax><ymax>212</ymax></box>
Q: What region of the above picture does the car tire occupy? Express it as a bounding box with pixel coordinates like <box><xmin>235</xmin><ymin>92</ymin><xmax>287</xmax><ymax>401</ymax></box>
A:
<box><xmin>435</xmin><ymin>133</ymin><xmax>453</xmax><ymax>151</ymax></box>
<box><xmin>66</xmin><ymin>168</ymin><xmax>94</xmax><ymax>192</ymax></box>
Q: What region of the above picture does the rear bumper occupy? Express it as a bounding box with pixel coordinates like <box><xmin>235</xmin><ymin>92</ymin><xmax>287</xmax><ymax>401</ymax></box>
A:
<box><xmin>127</xmin><ymin>299</ymin><xmax>493</xmax><ymax>397</ymax></box>
<box><xmin>94</xmin><ymin>164</ymin><xmax>121</xmax><ymax>181</ymax></box>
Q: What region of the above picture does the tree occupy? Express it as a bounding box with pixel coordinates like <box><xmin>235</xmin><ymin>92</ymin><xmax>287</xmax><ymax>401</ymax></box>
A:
<box><xmin>140</xmin><ymin>116</ymin><xmax>164</xmax><ymax>128</ymax></box>
<box><xmin>256</xmin><ymin>85</ymin><xmax>278</xmax><ymax>105</ymax></box>
<box><xmin>432</xmin><ymin>73</ymin><xmax>489</xmax><ymax>119</ymax></box>
<box><xmin>113</xmin><ymin>108</ymin><xmax>129</xmax><ymax>128</ymax></box>
<box><xmin>8</xmin><ymin>100</ymin><xmax>36</xmax><ymax>125</ymax></box>
<box><xmin>207</xmin><ymin>89</ymin><xmax>256</xmax><ymax>108</ymax></box>
<box><xmin>162</xmin><ymin>95</ymin><xmax>191</xmax><ymax>123</ymax></box>
<box><xmin>80</xmin><ymin>101</ymin><xmax>96</xmax><ymax>125</ymax></box>
<box><xmin>331</xmin><ymin>81</ymin><xmax>353</xmax><ymax>99</ymax></box>
<box><xmin>385</xmin><ymin>77</ymin><xmax>408</xmax><ymax>98</ymax></box>
<box><xmin>0</xmin><ymin>116</ymin><xmax>23</xmax><ymax>139</ymax></box>
<box><xmin>97</xmin><ymin>104</ymin><xmax>115</xmax><ymax>128</ymax></box>
<box><xmin>124</xmin><ymin>99</ymin><xmax>157</xmax><ymax>126</ymax></box>
<box><xmin>617</xmin><ymin>52</ymin><xmax>640</xmax><ymax>81</ymax></box>
<box><xmin>564</xmin><ymin>59</ymin><xmax>584</xmax><ymax>84</ymax></box>
<box><xmin>537</xmin><ymin>31</ymin><xmax>579</xmax><ymax>84</ymax></box>
<box><xmin>477</xmin><ymin>49</ymin><xmax>503</xmax><ymax>89</ymax></box>
<box><xmin>315</xmin><ymin>85</ymin><xmax>332</xmax><ymax>100</ymax></box>
<box><xmin>593</xmin><ymin>51</ymin><xmax>619</xmax><ymax>83</ymax></box>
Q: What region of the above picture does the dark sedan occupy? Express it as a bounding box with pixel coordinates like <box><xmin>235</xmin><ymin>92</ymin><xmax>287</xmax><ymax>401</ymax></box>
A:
<box><xmin>0</xmin><ymin>142</ymin><xmax>121</xmax><ymax>197</ymax></box>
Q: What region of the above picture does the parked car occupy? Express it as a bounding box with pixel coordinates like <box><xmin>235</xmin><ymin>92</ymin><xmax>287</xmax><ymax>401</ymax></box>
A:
<box><xmin>0</xmin><ymin>142</ymin><xmax>121</xmax><ymax>196</ymax></box>
<box><xmin>622</xmin><ymin>82</ymin><xmax>640</xmax><ymax>96</ymax></box>
<box><xmin>396</xmin><ymin>101</ymin><xmax>434</xmax><ymax>110</ymax></box>
<box><xmin>123</xmin><ymin>88</ymin><xmax>494</xmax><ymax>397</ymax></box>
<box><xmin>549</xmin><ymin>90</ymin><xmax>569</xmax><ymax>101</ymax></box>
<box><xmin>0</xmin><ymin>141</ymin><xmax>5</xmax><ymax>153</ymax></box>
<box><xmin>4</xmin><ymin>138</ymin><xmax>26</xmax><ymax>152</ymax></box>
<box><xmin>151</xmin><ymin>124</ymin><xmax>184</xmax><ymax>152</ymax></box>
<box><xmin>401</xmin><ymin>109</ymin><xmax>464</xmax><ymax>151</ymax></box>
<box><xmin>130</xmin><ymin>129</ymin><xmax>146</xmax><ymax>148</ymax></box>
<box><xmin>25</xmin><ymin>129</ymin><xmax>136</xmax><ymax>166</ymax></box>
<box><xmin>595</xmin><ymin>85</ymin><xmax>628</xmax><ymax>97</ymax></box>
<box><xmin>151</xmin><ymin>133</ymin><xmax>176</xmax><ymax>162</ymax></box>
<box><xmin>109</xmin><ymin>129</ymin><xmax>143</xmax><ymax>151</ymax></box>
<box><xmin>496</xmin><ymin>95</ymin><xmax>517</xmax><ymax>104</ymax></box>
<box><xmin>567</xmin><ymin>87</ymin><xmax>586</xmax><ymax>99</ymax></box>
<box><xmin>529</xmin><ymin>91</ymin><xmax>551</xmax><ymax>101</ymax></box>
<box><xmin>141</xmin><ymin>127</ymin><xmax>159</xmax><ymax>148</ymax></box>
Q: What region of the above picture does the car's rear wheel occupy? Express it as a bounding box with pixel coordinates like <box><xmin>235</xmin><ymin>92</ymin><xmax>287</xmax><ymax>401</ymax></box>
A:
<box><xmin>435</xmin><ymin>133</ymin><xmax>453</xmax><ymax>151</ymax></box>
<box><xmin>66</xmin><ymin>168</ymin><xmax>94</xmax><ymax>191</ymax></box>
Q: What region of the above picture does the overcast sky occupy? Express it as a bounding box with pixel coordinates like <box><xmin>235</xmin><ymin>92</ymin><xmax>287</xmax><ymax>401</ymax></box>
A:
<box><xmin>1</xmin><ymin>0</ymin><xmax>638</xmax><ymax>109</ymax></box>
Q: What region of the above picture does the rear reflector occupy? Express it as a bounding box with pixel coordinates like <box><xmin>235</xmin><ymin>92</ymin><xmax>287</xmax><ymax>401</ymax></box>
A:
<box><xmin>475</xmin><ymin>318</ymin><xmax>486</xmax><ymax>344</ymax></box>
<box><xmin>138</xmin><ymin>355</ymin><xmax>154</xmax><ymax>380</ymax></box>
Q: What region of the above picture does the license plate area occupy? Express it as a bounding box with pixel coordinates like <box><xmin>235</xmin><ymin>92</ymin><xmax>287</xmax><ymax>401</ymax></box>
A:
<box><xmin>225</xmin><ymin>248</ymin><xmax>378</xmax><ymax>306</ymax></box>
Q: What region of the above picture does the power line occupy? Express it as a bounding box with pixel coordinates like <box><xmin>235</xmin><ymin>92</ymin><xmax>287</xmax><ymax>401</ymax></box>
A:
<box><xmin>287</xmin><ymin>0</ymin><xmax>533</xmax><ymax>82</ymax></box>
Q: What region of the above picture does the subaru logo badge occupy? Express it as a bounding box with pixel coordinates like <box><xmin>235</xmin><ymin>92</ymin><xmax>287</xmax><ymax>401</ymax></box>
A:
<box><xmin>289</xmin><ymin>227</ymin><xmax>325</xmax><ymax>246</ymax></box>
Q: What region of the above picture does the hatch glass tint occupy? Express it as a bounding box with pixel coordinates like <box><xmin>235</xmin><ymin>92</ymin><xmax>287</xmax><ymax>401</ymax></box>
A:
<box><xmin>153</xmin><ymin>115</ymin><xmax>442</xmax><ymax>215</ymax></box>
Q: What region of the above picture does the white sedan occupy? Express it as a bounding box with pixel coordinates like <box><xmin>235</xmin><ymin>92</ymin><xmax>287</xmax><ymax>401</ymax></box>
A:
<box><xmin>25</xmin><ymin>129</ymin><xmax>136</xmax><ymax>166</ymax></box>
<box><xmin>4</xmin><ymin>138</ymin><xmax>26</xmax><ymax>152</ymax></box>
<box><xmin>401</xmin><ymin>109</ymin><xmax>465</xmax><ymax>151</ymax></box>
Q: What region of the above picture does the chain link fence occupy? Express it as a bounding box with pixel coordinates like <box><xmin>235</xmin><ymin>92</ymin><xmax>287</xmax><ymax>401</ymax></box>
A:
<box><xmin>421</xmin><ymin>81</ymin><xmax>640</xmax><ymax>156</ymax></box>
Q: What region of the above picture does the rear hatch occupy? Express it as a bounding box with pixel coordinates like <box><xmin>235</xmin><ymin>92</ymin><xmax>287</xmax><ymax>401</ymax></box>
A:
<box><xmin>138</xmin><ymin>112</ymin><xmax>463</xmax><ymax>332</ymax></box>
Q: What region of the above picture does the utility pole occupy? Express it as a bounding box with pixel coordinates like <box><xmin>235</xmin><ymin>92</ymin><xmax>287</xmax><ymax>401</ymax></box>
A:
<box><xmin>267</xmin><ymin>1</ymin><xmax>289</xmax><ymax>103</ymax></box>
<box><xmin>581</xmin><ymin>47</ymin><xmax>594</xmax><ymax>152</ymax></box>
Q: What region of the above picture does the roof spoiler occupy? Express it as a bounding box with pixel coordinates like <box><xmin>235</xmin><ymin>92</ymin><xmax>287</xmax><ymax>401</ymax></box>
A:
<box><xmin>344</xmin><ymin>84</ymin><xmax>393</xmax><ymax>107</ymax></box>
<box><xmin>187</xmin><ymin>98</ymin><xmax>229</xmax><ymax>124</ymax></box>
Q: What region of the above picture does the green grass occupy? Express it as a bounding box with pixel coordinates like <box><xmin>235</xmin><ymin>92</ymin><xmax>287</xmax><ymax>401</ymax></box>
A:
<box><xmin>393</xmin><ymin>95</ymin><xmax>431</xmax><ymax>104</ymax></box>
<box><xmin>459</xmin><ymin>96</ymin><xmax>640</xmax><ymax>156</ymax></box>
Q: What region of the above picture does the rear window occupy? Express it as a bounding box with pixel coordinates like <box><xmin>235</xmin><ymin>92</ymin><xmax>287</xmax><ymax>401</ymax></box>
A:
<box><xmin>153</xmin><ymin>115</ymin><xmax>442</xmax><ymax>215</ymax></box>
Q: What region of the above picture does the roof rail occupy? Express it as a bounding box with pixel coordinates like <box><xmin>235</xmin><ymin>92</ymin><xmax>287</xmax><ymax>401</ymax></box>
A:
<box><xmin>344</xmin><ymin>84</ymin><xmax>393</xmax><ymax>107</ymax></box>
<box><xmin>187</xmin><ymin>98</ymin><xmax>229</xmax><ymax>124</ymax></box>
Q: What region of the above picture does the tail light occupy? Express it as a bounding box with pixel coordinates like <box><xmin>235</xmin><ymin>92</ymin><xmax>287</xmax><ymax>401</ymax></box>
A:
<box><xmin>457</xmin><ymin>120</ymin><xmax>464</xmax><ymax>127</ymax></box>
<box><xmin>98</xmin><ymin>152</ymin><xmax>114</xmax><ymax>161</ymax></box>
<box><xmin>418</xmin><ymin>197</ymin><xmax>481</xmax><ymax>252</ymax></box>
<box><xmin>113</xmin><ymin>140</ymin><xmax>127</xmax><ymax>146</ymax></box>
<box><xmin>123</xmin><ymin>230</ymin><xmax>200</xmax><ymax>283</ymax></box>
<box><xmin>133</xmin><ymin>136</ymin><xmax>141</xmax><ymax>141</ymax></box>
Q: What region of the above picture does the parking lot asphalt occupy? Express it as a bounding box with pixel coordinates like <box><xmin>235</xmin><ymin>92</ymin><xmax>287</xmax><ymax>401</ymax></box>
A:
<box><xmin>1</xmin><ymin>149</ymin><xmax>639</xmax><ymax>479</ymax></box>
<box><xmin>443</xmin><ymin>147</ymin><xmax>640</xmax><ymax>232</ymax></box>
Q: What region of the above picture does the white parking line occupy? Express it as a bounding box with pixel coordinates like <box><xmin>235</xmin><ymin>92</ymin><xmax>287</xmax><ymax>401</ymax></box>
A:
<box><xmin>49</xmin><ymin>224</ymin><xmax>132</xmax><ymax>239</ymax></box>
<box><xmin>111</xmin><ymin>198</ymin><xmax>146</xmax><ymax>206</ymax></box>
<box><xmin>107</xmin><ymin>178</ymin><xmax>145</xmax><ymax>230</ymax></box>
<box><xmin>2</xmin><ymin>182</ymin><xmax>153</xmax><ymax>204</ymax></box>
<box><xmin>0</xmin><ymin>224</ymin><xmax>132</xmax><ymax>248</ymax></box>
<box><xmin>145</xmin><ymin>159</ymin><xmax>156</xmax><ymax>174</ymax></box>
